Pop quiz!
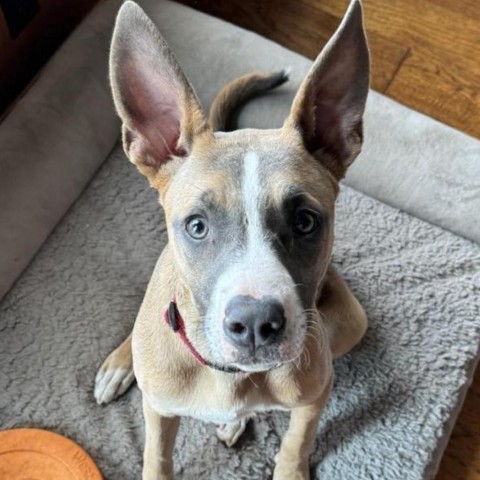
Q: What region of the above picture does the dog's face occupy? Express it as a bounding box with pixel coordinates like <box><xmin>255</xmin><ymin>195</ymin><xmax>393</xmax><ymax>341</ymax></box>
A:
<box><xmin>164</xmin><ymin>129</ymin><xmax>338</xmax><ymax>370</ymax></box>
<box><xmin>110</xmin><ymin>1</ymin><xmax>369</xmax><ymax>371</ymax></box>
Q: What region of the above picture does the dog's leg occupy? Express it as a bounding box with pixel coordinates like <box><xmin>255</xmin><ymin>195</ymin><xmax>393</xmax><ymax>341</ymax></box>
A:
<box><xmin>143</xmin><ymin>398</ymin><xmax>180</xmax><ymax>480</ymax></box>
<box><xmin>94</xmin><ymin>333</ymin><xmax>135</xmax><ymax>404</ymax></box>
<box><xmin>273</xmin><ymin>380</ymin><xmax>332</xmax><ymax>480</ymax></box>
<box><xmin>319</xmin><ymin>264</ymin><xmax>368</xmax><ymax>359</ymax></box>
<box><xmin>216</xmin><ymin>418</ymin><xmax>248</xmax><ymax>447</ymax></box>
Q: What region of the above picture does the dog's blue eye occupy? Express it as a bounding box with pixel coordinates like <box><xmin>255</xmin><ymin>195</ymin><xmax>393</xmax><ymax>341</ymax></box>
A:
<box><xmin>186</xmin><ymin>216</ymin><xmax>209</xmax><ymax>240</ymax></box>
<box><xmin>293</xmin><ymin>210</ymin><xmax>318</xmax><ymax>235</ymax></box>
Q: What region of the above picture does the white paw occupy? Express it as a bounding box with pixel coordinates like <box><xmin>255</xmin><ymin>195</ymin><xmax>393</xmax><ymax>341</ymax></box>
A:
<box><xmin>216</xmin><ymin>418</ymin><xmax>248</xmax><ymax>447</ymax></box>
<box><xmin>94</xmin><ymin>363</ymin><xmax>135</xmax><ymax>405</ymax></box>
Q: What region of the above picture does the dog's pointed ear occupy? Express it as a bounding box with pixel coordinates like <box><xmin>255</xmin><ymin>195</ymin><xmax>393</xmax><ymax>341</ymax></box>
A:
<box><xmin>284</xmin><ymin>0</ymin><xmax>370</xmax><ymax>179</ymax></box>
<box><xmin>110</xmin><ymin>1</ymin><xmax>210</xmax><ymax>179</ymax></box>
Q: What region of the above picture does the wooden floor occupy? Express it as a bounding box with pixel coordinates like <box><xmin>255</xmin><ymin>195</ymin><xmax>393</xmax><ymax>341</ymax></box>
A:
<box><xmin>177</xmin><ymin>0</ymin><xmax>480</xmax><ymax>478</ymax></box>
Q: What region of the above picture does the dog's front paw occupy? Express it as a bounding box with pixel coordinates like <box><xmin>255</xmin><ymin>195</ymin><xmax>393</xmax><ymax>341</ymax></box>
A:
<box><xmin>215</xmin><ymin>418</ymin><xmax>248</xmax><ymax>447</ymax></box>
<box><xmin>94</xmin><ymin>347</ymin><xmax>135</xmax><ymax>404</ymax></box>
<box><xmin>273</xmin><ymin>454</ymin><xmax>310</xmax><ymax>480</ymax></box>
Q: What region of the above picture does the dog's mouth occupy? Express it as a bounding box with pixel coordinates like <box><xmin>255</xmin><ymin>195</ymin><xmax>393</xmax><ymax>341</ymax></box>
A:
<box><xmin>228</xmin><ymin>359</ymin><xmax>283</xmax><ymax>373</ymax></box>
<box><xmin>205</xmin><ymin>346</ymin><xmax>291</xmax><ymax>374</ymax></box>
<box><xmin>227</xmin><ymin>353</ymin><xmax>294</xmax><ymax>373</ymax></box>
<box><xmin>211</xmin><ymin>336</ymin><xmax>304</xmax><ymax>373</ymax></box>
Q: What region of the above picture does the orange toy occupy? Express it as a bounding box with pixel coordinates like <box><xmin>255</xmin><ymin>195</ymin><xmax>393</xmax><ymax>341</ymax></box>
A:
<box><xmin>0</xmin><ymin>428</ymin><xmax>102</xmax><ymax>480</ymax></box>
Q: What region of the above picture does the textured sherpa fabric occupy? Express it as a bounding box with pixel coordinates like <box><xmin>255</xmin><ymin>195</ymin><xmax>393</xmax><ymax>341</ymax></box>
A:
<box><xmin>1</xmin><ymin>144</ymin><xmax>479</xmax><ymax>480</ymax></box>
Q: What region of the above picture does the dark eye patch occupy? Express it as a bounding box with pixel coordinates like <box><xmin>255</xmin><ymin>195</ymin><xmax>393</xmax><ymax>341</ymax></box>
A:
<box><xmin>265</xmin><ymin>189</ymin><xmax>327</xmax><ymax>252</ymax></box>
<box><xmin>264</xmin><ymin>187</ymin><xmax>330</xmax><ymax>307</ymax></box>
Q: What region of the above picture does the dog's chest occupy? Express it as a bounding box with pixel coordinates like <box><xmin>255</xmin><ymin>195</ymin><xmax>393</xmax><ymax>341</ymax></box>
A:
<box><xmin>148</xmin><ymin>386</ymin><xmax>288</xmax><ymax>424</ymax></box>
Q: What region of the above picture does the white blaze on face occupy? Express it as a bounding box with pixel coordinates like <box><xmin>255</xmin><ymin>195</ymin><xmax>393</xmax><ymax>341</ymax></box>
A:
<box><xmin>239</xmin><ymin>151</ymin><xmax>294</xmax><ymax>301</ymax></box>
<box><xmin>242</xmin><ymin>152</ymin><xmax>268</xmax><ymax>268</ymax></box>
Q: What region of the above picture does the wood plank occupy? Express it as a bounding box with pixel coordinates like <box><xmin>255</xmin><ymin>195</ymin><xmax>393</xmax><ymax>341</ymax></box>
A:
<box><xmin>386</xmin><ymin>43</ymin><xmax>480</xmax><ymax>138</ymax></box>
<box><xmin>437</xmin><ymin>367</ymin><xmax>480</xmax><ymax>480</ymax></box>
<box><xmin>427</xmin><ymin>0</ymin><xmax>480</xmax><ymax>20</ymax></box>
<box><xmin>327</xmin><ymin>0</ymin><xmax>480</xmax><ymax>55</ymax></box>
<box><xmin>310</xmin><ymin>0</ymin><xmax>480</xmax><ymax>74</ymax></box>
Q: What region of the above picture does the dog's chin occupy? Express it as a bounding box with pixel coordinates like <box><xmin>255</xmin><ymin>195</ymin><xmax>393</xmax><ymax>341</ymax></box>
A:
<box><xmin>231</xmin><ymin>361</ymin><xmax>282</xmax><ymax>373</ymax></box>
<box><xmin>228</xmin><ymin>357</ymin><xmax>293</xmax><ymax>373</ymax></box>
<box><xmin>216</xmin><ymin>341</ymin><xmax>303</xmax><ymax>373</ymax></box>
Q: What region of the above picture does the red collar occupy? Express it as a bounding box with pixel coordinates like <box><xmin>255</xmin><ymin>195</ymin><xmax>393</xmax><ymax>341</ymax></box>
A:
<box><xmin>164</xmin><ymin>300</ymin><xmax>241</xmax><ymax>374</ymax></box>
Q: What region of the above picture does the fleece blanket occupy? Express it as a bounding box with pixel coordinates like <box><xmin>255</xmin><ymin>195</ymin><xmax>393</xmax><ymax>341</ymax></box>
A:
<box><xmin>1</xmin><ymin>144</ymin><xmax>479</xmax><ymax>480</ymax></box>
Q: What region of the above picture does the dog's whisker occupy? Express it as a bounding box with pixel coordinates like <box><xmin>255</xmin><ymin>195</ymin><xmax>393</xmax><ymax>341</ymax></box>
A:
<box><xmin>247</xmin><ymin>375</ymin><xmax>260</xmax><ymax>389</ymax></box>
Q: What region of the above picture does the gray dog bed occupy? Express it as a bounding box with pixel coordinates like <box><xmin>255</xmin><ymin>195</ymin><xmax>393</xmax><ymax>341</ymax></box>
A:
<box><xmin>1</xmin><ymin>1</ymin><xmax>480</xmax><ymax>479</ymax></box>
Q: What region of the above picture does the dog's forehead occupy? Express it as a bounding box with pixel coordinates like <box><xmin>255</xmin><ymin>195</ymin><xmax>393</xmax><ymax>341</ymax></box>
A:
<box><xmin>167</xmin><ymin>129</ymin><xmax>336</xmax><ymax>214</ymax></box>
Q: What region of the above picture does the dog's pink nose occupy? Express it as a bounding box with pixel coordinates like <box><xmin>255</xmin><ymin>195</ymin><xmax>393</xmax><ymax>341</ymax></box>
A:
<box><xmin>223</xmin><ymin>295</ymin><xmax>285</xmax><ymax>350</ymax></box>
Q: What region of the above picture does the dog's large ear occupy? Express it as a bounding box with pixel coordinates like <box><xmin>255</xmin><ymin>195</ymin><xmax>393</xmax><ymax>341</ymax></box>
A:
<box><xmin>110</xmin><ymin>2</ymin><xmax>210</xmax><ymax>181</ymax></box>
<box><xmin>284</xmin><ymin>0</ymin><xmax>370</xmax><ymax>179</ymax></box>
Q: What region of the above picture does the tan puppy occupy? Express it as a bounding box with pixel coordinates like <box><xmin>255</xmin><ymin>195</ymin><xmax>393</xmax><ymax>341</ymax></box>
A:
<box><xmin>95</xmin><ymin>1</ymin><xmax>370</xmax><ymax>479</ymax></box>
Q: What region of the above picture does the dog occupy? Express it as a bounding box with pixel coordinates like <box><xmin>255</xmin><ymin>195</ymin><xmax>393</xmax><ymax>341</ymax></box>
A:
<box><xmin>94</xmin><ymin>1</ymin><xmax>369</xmax><ymax>478</ymax></box>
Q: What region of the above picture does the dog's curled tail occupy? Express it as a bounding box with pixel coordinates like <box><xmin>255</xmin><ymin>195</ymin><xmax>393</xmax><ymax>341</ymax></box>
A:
<box><xmin>209</xmin><ymin>70</ymin><xmax>289</xmax><ymax>132</ymax></box>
